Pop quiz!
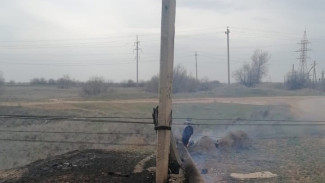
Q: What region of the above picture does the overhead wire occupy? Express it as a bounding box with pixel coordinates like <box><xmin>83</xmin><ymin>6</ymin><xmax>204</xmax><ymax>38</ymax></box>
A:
<box><xmin>0</xmin><ymin>129</ymin><xmax>146</xmax><ymax>135</ymax></box>
<box><xmin>0</xmin><ymin>138</ymin><xmax>155</xmax><ymax>146</ymax></box>
<box><xmin>195</xmin><ymin>134</ymin><xmax>325</xmax><ymax>140</ymax></box>
<box><xmin>1</xmin><ymin>114</ymin><xmax>325</xmax><ymax>125</ymax></box>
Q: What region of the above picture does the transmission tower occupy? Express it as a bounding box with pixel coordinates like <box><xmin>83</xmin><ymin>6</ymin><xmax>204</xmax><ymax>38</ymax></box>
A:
<box><xmin>134</xmin><ymin>35</ymin><xmax>141</xmax><ymax>87</ymax></box>
<box><xmin>296</xmin><ymin>30</ymin><xmax>310</xmax><ymax>75</ymax></box>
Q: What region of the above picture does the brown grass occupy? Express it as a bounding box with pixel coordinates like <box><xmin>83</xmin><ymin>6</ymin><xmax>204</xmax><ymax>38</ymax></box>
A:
<box><xmin>216</xmin><ymin>130</ymin><xmax>251</xmax><ymax>152</ymax></box>
<box><xmin>190</xmin><ymin>136</ymin><xmax>216</xmax><ymax>154</ymax></box>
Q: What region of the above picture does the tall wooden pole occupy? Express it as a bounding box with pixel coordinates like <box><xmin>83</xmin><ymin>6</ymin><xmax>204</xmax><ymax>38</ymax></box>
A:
<box><xmin>156</xmin><ymin>0</ymin><xmax>176</xmax><ymax>183</ymax></box>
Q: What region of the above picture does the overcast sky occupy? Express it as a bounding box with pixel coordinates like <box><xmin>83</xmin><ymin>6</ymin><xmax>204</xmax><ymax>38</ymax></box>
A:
<box><xmin>0</xmin><ymin>0</ymin><xmax>325</xmax><ymax>83</ymax></box>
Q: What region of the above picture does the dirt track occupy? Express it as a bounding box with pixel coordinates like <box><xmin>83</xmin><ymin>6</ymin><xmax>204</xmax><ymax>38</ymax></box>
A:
<box><xmin>295</xmin><ymin>97</ymin><xmax>325</xmax><ymax>120</ymax></box>
<box><xmin>2</xmin><ymin>96</ymin><xmax>325</xmax><ymax>120</ymax></box>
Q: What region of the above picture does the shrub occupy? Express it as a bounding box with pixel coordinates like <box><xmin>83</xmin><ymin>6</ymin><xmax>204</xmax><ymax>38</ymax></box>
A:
<box><xmin>197</xmin><ymin>79</ymin><xmax>219</xmax><ymax>91</ymax></box>
<box><xmin>285</xmin><ymin>71</ymin><xmax>309</xmax><ymax>90</ymax></box>
<box><xmin>30</xmin><ymin>77</ymin><xmax>47</xmax><ymax>85</ymax></box>
<box><xmin>82</xmin><ymin>77</ymin><xmax>108</xmax><ymax>96</ymax></box>
<box><xmin>144</xmin><ymin>65</ymin><xmax>200</xmax><ymax>93</ymax></box>
<box><xmin>122</xmin><ymin>80</ymin><xmax>137</xmax><ymax>87</ymax></box>
<box><xmin>57</xmin><ymin>75</ymin><xmax>73</xmax><ymax>89</ymax></box>
<box><xmin>144</xmin><ymin>65</ymin><xmax>218</xmax><ymax>93</ymax></box>
<box><xmin>145</xmin><ymin>75</ymin><xmax>159</xmax><ymax>93</ymax></box>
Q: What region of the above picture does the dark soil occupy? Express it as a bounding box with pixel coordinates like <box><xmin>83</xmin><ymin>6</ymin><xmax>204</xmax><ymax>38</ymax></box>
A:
<box><xmin>1</xmin><ymin>149</ymin><xmax>156</xmax><ymax>183</ymax></box>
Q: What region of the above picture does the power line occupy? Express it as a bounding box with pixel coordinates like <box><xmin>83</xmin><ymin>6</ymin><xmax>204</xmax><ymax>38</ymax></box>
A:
<box><xmin>2</xmin><ymin>114</ymin><xmax>325</xmax><ymax>124</ymax></box>
<box><xmin>0</xmin><ymin>138</ymin><xmax>155</xmax><ymax>146</ymax></box>
<box><xmin>195</xmin><ymin>134</ymin><xmax>325</xmax><ymax>139</ymax></box>
<box><xmin>0</xmin><ymin>33</ymin><xmax>159</xmax><ymax>44</ymax></box>
<box><xmin>231</xmin><ymin>26</ymin><xmax>300</xmax><ymax>37</ymax></box>
<box><xmin>1</xmin><ymin>115</ymin><xmax>325</xmax><ymax>126</ymax></box>
<box><xmin>172</xmin><ymin>117</ymin><xmax>325</xmax><ymax>123</ymax></box>
<box><xmin>0</xmin><ymin>114</ymin><xmax>152</xmax><ymax>120</ymax></box>
<box><xmin>0</xmin><ymin>129</ymin><xmax>321</xmax><ymax>139</ymax></box>
<box><xmin>0</xmin><ymin>129</ymin><xmax>145</xmax><ymax>135</ymax></box>
<box><xmin>172</xmin><ymin>122</ymin><xmax>325</xmax><ymax>126</ymax></box>
<box><xmin>0</xmin><ymin>60</ymin><xmax>159</xmax><ymax>67</ymax></box>
<box><xmin>0</xmin><ymin>42</ymin><xmax>134</xmax><ymax>49</ymax></box>
<box><xmin>0</xmin><ymin>26</ymin><xmax>305</xmax><ymax>44</ymax></box>
<box><xmin>0</xmin><ymin>117</ymin><xmax>152</xmax><ymax>125</ymax></box>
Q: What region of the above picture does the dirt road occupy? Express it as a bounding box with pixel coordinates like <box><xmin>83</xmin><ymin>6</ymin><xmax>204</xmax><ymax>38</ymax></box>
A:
<box><xmin>295</xmin><ymin>97</ymin><xmax>325</xmax><ymax>120</ymax></box>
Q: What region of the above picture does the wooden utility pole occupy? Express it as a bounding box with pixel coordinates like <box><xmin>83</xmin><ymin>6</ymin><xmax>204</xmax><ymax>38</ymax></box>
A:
<box><xmin>313</xmin><ymin>61</ymin><xmax>317</xmax><ymax>83</ymax></box>
<box><xmin>156</xmin><ymin>0</ymin><xmax>176</xmax><ymax>182</ymax></box>
<box><xmin>195</xmin><ymin>51</ymin><xmax>198</xmax><ymax>81</ymax></box>
<box><xmin>225</xmin><ymin>27</ymin><xmax>230</xmax><ymax>85</ymax></box>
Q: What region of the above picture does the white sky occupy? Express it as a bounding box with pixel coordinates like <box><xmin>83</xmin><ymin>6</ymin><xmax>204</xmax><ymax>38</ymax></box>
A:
<box><xmin>0</xmin><ymin>0</ymin><xmax>325</xmax><ymax>83</ymax></box>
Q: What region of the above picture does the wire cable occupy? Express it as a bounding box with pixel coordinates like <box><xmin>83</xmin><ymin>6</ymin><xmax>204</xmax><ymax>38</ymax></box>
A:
<box><xmin>2</xmin><ymin>114</ymin><xmax>325</xmax><ymax>123</ymax></box>
<box><xmin>2</xmin><ymin>114</ymin><xmax>325</xmax><ymax>125</ymax></box>
<box><xmin>0</xmin><ymin>129</ymin><xmax>147</xmax><ymax>135</ymax></box>
<box><xmin>0</xmin><ymin>138</ymin><xmax>155</xmax><ymax>146</ymax></box>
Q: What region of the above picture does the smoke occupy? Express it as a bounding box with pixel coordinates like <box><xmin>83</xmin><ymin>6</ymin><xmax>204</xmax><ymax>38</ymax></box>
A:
<box><xmin>189</xmin><ymin>136</ymin><xmax>216</xmax><ymax>154</ymax></box>
<box><xmin>173</xmin><ymin>105</ymin><xmax>325</xmax><ymax>183</ymax></box>
<box><xmin>215</xmin><ymin>130</ymin><xmax>251</xmax><ymax>153</ymax></box>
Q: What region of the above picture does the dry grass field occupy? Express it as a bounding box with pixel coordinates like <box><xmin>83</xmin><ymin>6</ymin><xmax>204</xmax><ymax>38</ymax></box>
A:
<box><xmin>0</xmin><ymin>85</ymin><xmax>324</xmax><ymax>182</ymax></box>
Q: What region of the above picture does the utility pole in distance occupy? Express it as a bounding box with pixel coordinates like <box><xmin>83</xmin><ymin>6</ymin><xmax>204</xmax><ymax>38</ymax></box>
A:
<box><xmin>134</xmin><ymin>35</ymin><xmax>140</xmax><ymax>87</ymax></box>
<box><xmin>195</xmin><ymin>51</ymin><xmax>198</xmax><ymax>81</ymax></box>
<box><xmin>156</xmin><ymin>0</ymin><xmax>176</xmax><ymax>182</ymax></box>
<box><xmin>225</xmin><ymin>26</ymin><xmax>230</xmax><ymax>85</ymax></box>
<box><xmin>313</xmin><ymin>61</ymin><xmax>317</xmax><ymax>83</ymax></box>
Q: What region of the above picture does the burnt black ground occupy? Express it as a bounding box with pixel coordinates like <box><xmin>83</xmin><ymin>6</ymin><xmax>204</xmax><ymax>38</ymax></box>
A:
<box><xmin>1</xmin><ymin>149</ymin><xmax>156</xmax><ymax>183</ymax></box>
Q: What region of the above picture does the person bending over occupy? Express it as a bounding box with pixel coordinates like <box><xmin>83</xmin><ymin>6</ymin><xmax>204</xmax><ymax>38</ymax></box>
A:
<box><xmin>182</xmin><ymin>123</ymin><xmax>193</xmax><ymax>147</ymax></box>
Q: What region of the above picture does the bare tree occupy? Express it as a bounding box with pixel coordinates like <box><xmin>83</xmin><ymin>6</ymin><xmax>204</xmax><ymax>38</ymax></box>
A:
<box><xmin>233</xmin><ymin>50</ymin><xmax>270</xmax><ymax>87</ymax></box>
<box><xmin>173</xmin><ymin>65</ymin><xmax>197</xmax><ymax>93</ymax></box>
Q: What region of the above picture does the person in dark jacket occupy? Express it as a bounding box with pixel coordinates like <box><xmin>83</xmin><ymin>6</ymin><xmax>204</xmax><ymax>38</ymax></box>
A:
<box><xmin>182</xmin><ymin>122</ymin><xmax>193</xmax><ymax>147</ymax></box>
